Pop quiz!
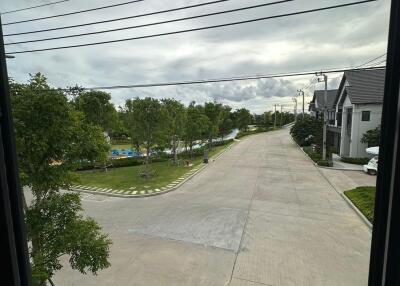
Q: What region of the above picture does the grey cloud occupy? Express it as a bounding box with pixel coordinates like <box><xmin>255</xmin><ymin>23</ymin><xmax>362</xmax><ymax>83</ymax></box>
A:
<box><xmin>3</xmin><ymin>0</ymin><xmax>391</xmax><ymax>113</ymax></box>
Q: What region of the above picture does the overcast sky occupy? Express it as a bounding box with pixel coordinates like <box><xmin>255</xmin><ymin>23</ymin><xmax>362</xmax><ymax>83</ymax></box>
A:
<box><xmin>1</xmin><ymin>0</ymin><xmax>391</xmax><ymax>113</ymax></box>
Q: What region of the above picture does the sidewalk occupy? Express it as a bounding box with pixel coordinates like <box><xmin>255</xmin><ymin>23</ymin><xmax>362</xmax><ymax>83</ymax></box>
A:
<box><xmin>331</xmin><ymin>153</ymin><xmax>364</xmax><ymax>171</ymax></box>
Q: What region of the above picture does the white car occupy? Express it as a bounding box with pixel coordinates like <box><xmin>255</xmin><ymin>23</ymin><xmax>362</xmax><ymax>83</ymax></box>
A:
<box><xmin>363</xmin><ymin>156</ymin><xmax>378</xmax><ymax>175</ymax></box>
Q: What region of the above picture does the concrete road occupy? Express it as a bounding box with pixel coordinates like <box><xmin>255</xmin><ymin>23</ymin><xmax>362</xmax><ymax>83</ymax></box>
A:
<box><xmin>55</xmin><ymin>129</ymin><xmax>371</xmax><ymax>286</ymax></box>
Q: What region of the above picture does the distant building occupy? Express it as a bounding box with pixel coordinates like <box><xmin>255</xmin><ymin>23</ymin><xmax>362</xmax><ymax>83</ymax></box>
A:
<box><xmin>327</xmin><ymin>68</ymin><xmax>385</xmax><ymax>158</ymax></box>
<box><xmin>308</xmin><ymin>89</ymin><xmax>338</xmax><ymax>125</ymax></box>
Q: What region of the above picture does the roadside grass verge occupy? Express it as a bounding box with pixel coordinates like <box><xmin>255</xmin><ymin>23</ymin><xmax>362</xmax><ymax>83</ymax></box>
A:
<box><xmin>344</xmin><ymin>186</ymin><xmax>376</xmax><ymax>222</ymax></box>
<box><xmin>302</xmin><ymin>146</ymin><xmax>332</xmax><ymax>167</ymax></box>
<box><xmin>76</xmin><ymin>143</ymin><xmax>232</xmax><ymax>190</ymax></box>
<box><xmin>111</xmin><ymin>143</ymin><xmax>131</xmax><ymax>150</ymax></box>
<box><xmin>236</xmin><ymin>127</ymin><xmax>276</xmax><ymax>139</ymax></box>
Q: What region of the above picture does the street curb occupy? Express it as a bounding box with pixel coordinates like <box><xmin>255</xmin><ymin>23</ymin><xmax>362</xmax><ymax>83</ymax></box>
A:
<box><xmin>291</xmin><ymin>135</ymin><xmax>373</xmax><ymax>230</ymax></box>
<box><xmin>71</xmin><ymin>142</ymin><xmax>236</xmax><ymax>199</ymax></box>
<box><xmin>341</xmin><ymin>192</ymin><xmax>373</xmax><ymax>230</ymax></box>
<box><xmin>291</xmin><ymin>137</ymin><xmax>363</xmax><ymax>171</ymax></box>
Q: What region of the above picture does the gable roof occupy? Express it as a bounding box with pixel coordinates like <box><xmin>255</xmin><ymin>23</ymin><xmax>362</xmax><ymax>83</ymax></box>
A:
<box><xmin>312</xmin><ymin>89</ymin><xmax>338</xmax><ymax>110</ymax></box>
<box><xmin>344</xmin><ymin>68</ymin><xmax>386</xmax><ymax>104</ymax></box>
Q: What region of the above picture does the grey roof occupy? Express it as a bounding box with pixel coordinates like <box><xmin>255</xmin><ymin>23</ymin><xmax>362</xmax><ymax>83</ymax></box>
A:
<box><xmin>312</xmin><ymin>89</ymin><xmax>338</xmax><ymax>110</ymax></box>
<box><xmin>344</xmin><ymin>68</ymin><xmax>386</xmax><ymax>104</ymax></box>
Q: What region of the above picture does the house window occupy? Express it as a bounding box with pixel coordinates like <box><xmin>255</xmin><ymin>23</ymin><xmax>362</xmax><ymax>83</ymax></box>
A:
<box><xmin>362</xmin><ymin>111</ymin><xmax>371</xmax><ymax>121</ymax></box>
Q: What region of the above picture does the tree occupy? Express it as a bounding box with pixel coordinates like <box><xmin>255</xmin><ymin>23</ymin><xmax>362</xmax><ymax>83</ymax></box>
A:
<box><xmin>185</xmin><ymin>102</ymin><xmax>209</xmax><ymax>158</ymax></box>
<box><xmin>219</xmin><ymin>105</ymin><xmax>233</xmax><ymax>141</ymax></box>
<box><xmin>204</xmin><ymin>102</ymin><xmax>223</xmax><ymax>149</ymax></box>
<box><xmin>125</xmin><ymin>97</ymin><xmax>167</xmax><ymax>174</ymax></box>
<box><xmin>26</xmin><ymin>193</ymin><xmax>111</xmax><ymax>286</ymax></box>
<box><xmin>10</xmin><ymin>73</ymin><xmax>111</xmax><ymax>285</ymax></box>
<box><xmin>290</xmin><ymin>115</ymin><xmax>323</xmax><ymax>147</ymax></box>
<box><xmin>235</xmin><ymin>108</ymin><xmax>252</xmax><ymax>131</ymax></box>
<box><xmin>162</xmin><ymin>99</ymin><xmax>187</xmax><ymax>165</ymax></box>
<box><xmin>361</xmin><ymin>126</ymin><xmax>380</xmax><ymax>147</ymax></box>
<box><xmin>74</xmin><ymin>90</ymin><xmax>121</xmax><ymax>134</ymax></box>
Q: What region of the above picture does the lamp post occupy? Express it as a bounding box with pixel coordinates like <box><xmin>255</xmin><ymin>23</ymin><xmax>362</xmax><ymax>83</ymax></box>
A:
<box><xmin>316</xmin><ymin>72</ymin><xmax>328</xmax><ymax>161</ymax></box>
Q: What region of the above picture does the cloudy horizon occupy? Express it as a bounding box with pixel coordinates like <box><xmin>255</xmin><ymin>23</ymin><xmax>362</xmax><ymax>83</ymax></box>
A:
<box><xmin>1</xmin><ymin>0</ymin><xmax>390</xmax><ymax>113</ymax></box>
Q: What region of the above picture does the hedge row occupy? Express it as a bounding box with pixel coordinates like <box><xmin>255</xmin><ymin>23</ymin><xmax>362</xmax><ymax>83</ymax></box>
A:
<box><xmin>77</xmin><ymin>139</ymin><xmax>234</xmax><ymax>171</ymax></box>
<box><xmin>341</xmin><ymin>157</ymin><xmax>370</xmax><ymax>165</ymax></box>
<box><xmin>236</xmin><ymin>127</ymin><xmax>272</xmax><ymax>139</ymax></box>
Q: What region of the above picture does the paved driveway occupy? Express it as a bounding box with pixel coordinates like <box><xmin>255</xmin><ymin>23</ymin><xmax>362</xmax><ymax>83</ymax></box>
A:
<box><xmin>55</xmin><ymin>129</ymin><xmax>371</xmax><ymax>286</ymax></box>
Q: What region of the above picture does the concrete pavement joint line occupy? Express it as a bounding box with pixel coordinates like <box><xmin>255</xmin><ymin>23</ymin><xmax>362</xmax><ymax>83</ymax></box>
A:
<box><xmin>232</xmin><ymin>277</ymin><xmax>273</xmax><ymax>286</ymax></box>
<box><xmin>291</xmin><ymin>135</ymin><xmax>373</xmax><ymax>230</ymax></box>
<box><xmin>228</xmin><ymin>158</ymin><xmax>260</xmax><ymax>285</ymax></box>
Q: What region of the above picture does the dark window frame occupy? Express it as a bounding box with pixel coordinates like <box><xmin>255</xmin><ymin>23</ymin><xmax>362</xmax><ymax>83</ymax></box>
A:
<box><xmin>362</xmin><ymin>110</ymin><xmax>371</xmax><ymax>121</ymax></box>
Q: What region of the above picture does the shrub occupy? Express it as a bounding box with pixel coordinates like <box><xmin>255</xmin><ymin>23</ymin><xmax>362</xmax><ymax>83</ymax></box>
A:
<box><xmin>317</xmin><ymin>160</ymin><xmax>333</xmax><ymax>167</ymax></box>
<box><xmin>236</xmin><ymin>127</ymin><xmax>272</xmax><ymax>139</ymax></box>
<box><xmin>341</xmin><ymin>157</ymin><xmax>370</xmax><ymax>165</ymax></box>
<box><xmin>290</xmin><ymin>115</ymin><xmax>323</xmax><ymax>147</ymax></box>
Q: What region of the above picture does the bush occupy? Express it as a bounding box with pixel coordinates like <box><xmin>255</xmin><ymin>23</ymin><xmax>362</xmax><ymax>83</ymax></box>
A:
<box><xmin>317</xmin><ymin>160</ymin><xmax>333</xmax><ymax>167</ymax></box>
<box><xmin>290</xmin><ymin>116</ymin><xmax>323</xmax><ymax>147</ymax></box>
<box><xmin>236</xmin><ymin>127</ymin><xmax>272</xmax><ymax>139</ymax></box>
<box><xmin>303</xmin><ymin>146</ymin><xmax>333</xmax><ymax>167</ymax></box>
<box><xmin>341</xmin><ymin>157</ymin><xmax>370</xmax><ymax>165</ymax></box>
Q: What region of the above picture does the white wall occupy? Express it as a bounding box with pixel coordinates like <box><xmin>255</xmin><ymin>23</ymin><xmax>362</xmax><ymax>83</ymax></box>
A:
<box><xmin>340</xmin><ymin>96</ymin><xmax>353</xmax><ymax>157</ymax></box>
<box><xmin>349</xmin><ymin>104</ymin><xmax>382</xmax><ymax>158</ymax></box>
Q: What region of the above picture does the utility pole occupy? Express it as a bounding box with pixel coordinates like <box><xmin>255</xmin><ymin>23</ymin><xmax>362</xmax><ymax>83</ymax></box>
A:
<box><xmin>274</xmin><ymin>104</ymin><xmax>277</xmax><ymax>129</ymax></box>
<box><xmin>297</xmin><ymin>89</ymin><xmax>305</xmax><ymax>118</ymax></box>
<box><xmin>292</xmin><ymin>97</ymin><xmax>297</xmax><ymax>122</ymax></box>
<box><xmin>280</xmin><ymin>105</ymin><xmax>283</xmax><ymax>127</ymax></box>
<box><xmin>316</xmin><ymin>72</ymin><xmax>328</xmax><ymax>161</ymax></box>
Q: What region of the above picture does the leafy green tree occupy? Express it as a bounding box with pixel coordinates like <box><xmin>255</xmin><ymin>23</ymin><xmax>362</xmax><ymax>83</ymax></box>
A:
<box><xmin>162</xmin><ymin>99</ymin><xmax>187</xmax><ymax>164</ymax></box>
<box><xmin>361</xmin><ymin>126</ymin><xmax>380</xmax><ymax>147</ymax></box>
<box><xmin>290</xmin><ymin>115</ymin><xmax>323</xmax><ymax>147</ymax></box>
<box><xmin>26</xmin><ymin>193</ymin><xmax>111</xmax><ymax>286</ymax></box>
<box><xmin>10</xmin><ymin>73</ymin><xmax>111</xmax><ymax>285</ymax></box>
<box><xmin>219</xmin><ymin>105</ymin><xmax>233</xmax><ymax>141</ymax></box>
<box><xmin>185</xmin><ymin>102</ymin><xmax>209</xmax><ymax>158</ymax></box>
<box><xmin>235</xmin><ymin>108</ymin><xmax>252</xmax><ymax>131</ymax></box>
<box><xmin>74</xmin><ymin>90</ymin><xmax>121</xmax><ymax>134</ymax></box>
<box><xmin>204</xmin><ymin>102</ymin><xmax>223</xmax><ymax>149</ymax></box>
<box><xmin>125</xmin><ymin>97</ymin><xmax>167</xmax><ymax>173</ymax></box>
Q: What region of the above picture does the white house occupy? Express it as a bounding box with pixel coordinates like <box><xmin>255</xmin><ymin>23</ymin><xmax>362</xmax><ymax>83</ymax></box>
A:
<box><xmin>309</xmin><ymin>89</ymin><xmax>338</xmax><ymax>124</ymax></box>
<box><xmin>327</xmin><ymin>68</ymin><xmax>385</xmax><ymax>158</ymax></box>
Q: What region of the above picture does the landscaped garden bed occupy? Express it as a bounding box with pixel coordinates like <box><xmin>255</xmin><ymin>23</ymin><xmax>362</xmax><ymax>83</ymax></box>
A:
<box><xmin>344</xmin><ymin>186</ymin><xmax>376</xmax><ymax>222</ymax></box>
<box><xmin>75</xmin><ymin>141</ymin><xmax>233</xmax><ymax>193</ymax></box>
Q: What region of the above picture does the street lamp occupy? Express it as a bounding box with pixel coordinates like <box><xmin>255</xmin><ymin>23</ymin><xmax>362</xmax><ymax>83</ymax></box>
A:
<box><xmin>315</xmin><ymin>72</ymin><xmax>328</xmax><ymax>161</ymax></box>
<box><xmin>5</xmin><ymin>55</ymin><xmax>15</xmax><ymax>59</ymax></box>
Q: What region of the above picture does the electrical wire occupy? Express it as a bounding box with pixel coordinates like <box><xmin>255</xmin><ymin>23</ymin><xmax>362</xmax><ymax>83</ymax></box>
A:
<box><xmin>6</xmin><ymin>0</ymin><xmax>378</xmax><ymax>54</ymax></box>
<box><xmin>4</xmin><ymin>0</ymin><xmax>235</xmax><ymax>36</ymax></box>
<box><xmin>1</xmin><ymin>0</ymin><xmax>69</xmax><ymax>15</ymax></box>
<box><xmin>51</xmin><ymin>66</ymin><xmax>385</xmax><ymax>91</ymax></box>
<box><xmin>2</xmin><ymin>0</ymin><xmax>145</xmax><ymax>26</ymax></box>
<box><xmin>354</xmin><ymin>53</ymin><xmax>387</xmax><ymax>68</ymax></box>
<box><xmin>5</xmin><ymin>0</ymin><xmax>294</xmax><ymax>45</ymax></box>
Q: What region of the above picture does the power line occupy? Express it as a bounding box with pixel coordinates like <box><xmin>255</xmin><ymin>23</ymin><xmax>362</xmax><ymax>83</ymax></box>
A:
<box><xmin>5</xmin><ymin>0</ymin><xmax>294</xmax><ymax>45</ymax></box>
<box><xmin>6</xmin><ymin>0</ymin><xmax>378</xmax><ymax>54</ymax></box>
<box><xmin>2</xmin><ymin>0</ymin><xmax>145</xmax><ymax>26</ymax></box>
<box><xmin>354</xmin><ymin>53</ymin><xmax>387</xmax><ymax>68</ymax></box>
<box><xmin>55</xmin><ymin>66</ymin><xmax>385</xmax><ymax>91</ymax></box>
<box><xmin>1</xmin><ymin>0</ymin><xmax>70</xmax><ymax>15</ymax></box>
<box><xmin>4</xmin><ymin>0</ymin><xmax>234</xmax><ymax>36</ymax></box>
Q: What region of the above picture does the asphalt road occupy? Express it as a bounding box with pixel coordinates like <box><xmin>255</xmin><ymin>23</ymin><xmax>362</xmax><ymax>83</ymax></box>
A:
<box><xmin>55</xmin><ymin>129</ymin><xmax>372</xmax><ymax>286</ymax></box>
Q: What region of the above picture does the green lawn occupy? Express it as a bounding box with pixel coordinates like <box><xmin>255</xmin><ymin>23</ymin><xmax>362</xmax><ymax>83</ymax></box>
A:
<box><xmin>344</xmin><ymin>186</ymin><xmax>376</xmax><ymax>222</ymax></box>
<box><xmin>77</xmin><ymin>143</ymin><xmax>231</xmax><ymax>190</ymax></box>
<box><xmin>111</xmin><ymin>143</ymin><xmax>131</xmax><ymax>150</ymax></box>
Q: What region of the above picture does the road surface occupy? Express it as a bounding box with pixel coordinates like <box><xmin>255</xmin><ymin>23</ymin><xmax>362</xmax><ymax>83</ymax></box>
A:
<box><xmin>55</xmin><ymin>129</ymin><xmax>371</xmax><ymax>286</ymax></box>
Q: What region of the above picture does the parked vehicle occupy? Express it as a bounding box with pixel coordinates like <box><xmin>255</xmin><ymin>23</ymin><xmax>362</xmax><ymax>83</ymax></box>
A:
<box><xmin>363</xmin><ymin>146</ymin><xmax>379</xmax><ymax>175</ymax></box>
